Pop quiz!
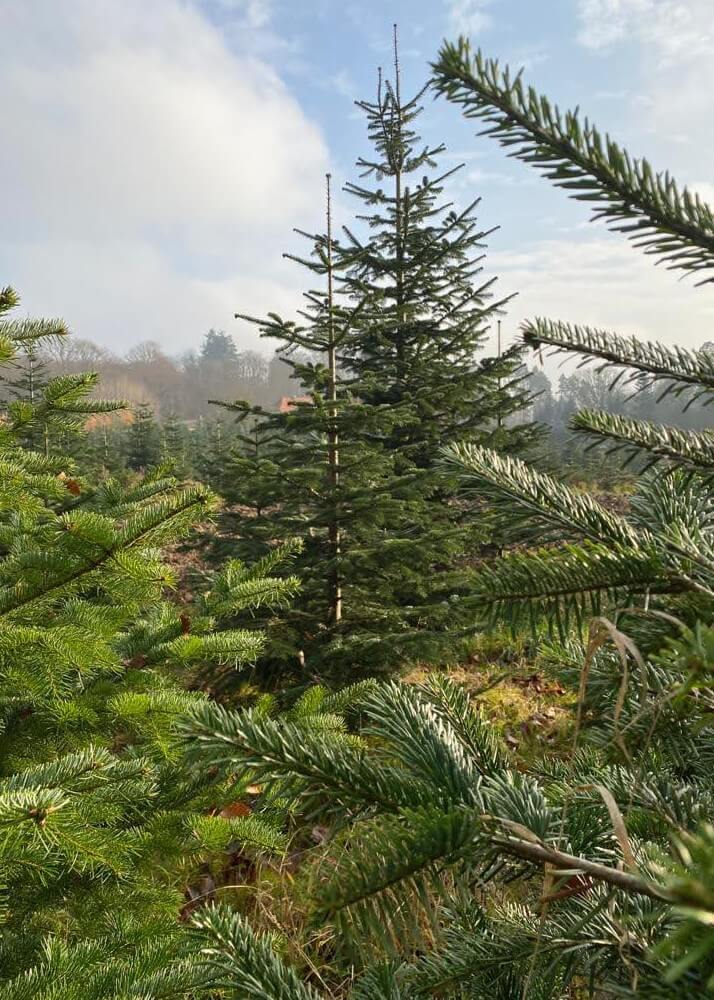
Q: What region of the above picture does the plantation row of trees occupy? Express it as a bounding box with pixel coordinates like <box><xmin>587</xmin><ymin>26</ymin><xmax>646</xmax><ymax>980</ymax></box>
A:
<box><xmin>6</xmin><ymin>352</ymin><xmax>710</xmax><ymax>499</ymax></box>
<box><xmin>2</xmin><ymin>28</ymin><xmax>713</xmax><ymax>1000</ymax></box>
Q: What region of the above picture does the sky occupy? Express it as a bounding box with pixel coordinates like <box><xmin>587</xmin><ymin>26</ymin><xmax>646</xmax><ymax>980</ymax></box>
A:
<box><xmin>1</xmin><ymin>0</ymin><xmax>713</xmax><ymax>359</ymax></box>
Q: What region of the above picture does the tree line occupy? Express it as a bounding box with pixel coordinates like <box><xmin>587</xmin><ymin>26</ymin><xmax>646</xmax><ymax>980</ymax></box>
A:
<box><xmin>14</xmin><ymin>328</ymin><xmax>297</xmax><ymax>419</ymax></box>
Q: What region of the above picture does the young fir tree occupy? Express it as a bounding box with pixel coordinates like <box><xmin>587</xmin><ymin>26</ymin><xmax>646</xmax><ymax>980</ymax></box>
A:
<box><xmin>83</xmin><ymin>413</ymin><xmax>135</xmax><ymax>478</ymax></box>
<box><xmin>210</xmin><ymin>412</ymin><xmax>288</xmax><ymax>563</ymax></box>
<box><xmin>192</xmin><ymin>416</ymin><xmax>239</xmax><ymax>487</ymax></box>
<box><xmin>160</xmin><ymin>410</ymin><xmax>189</xmax><ymax>476</ymax></box>
<box><xmin>219</xmin><ymin>42</ymin><xmax>537</xmax><ymax>676</ymax></box>
<box><xmin>215</xmin><ymin>173</ymin><xmax>406</xmax><ymax>675</ymax></box>
<box><xmin>126</xmin><ymin>402</ymin><xmax>162</xmax><ymax>471</ymax></box>
<box><xmin>0</xmin><ymin>286</ymin><xmax>300</xmax><ymax>997</ymax></box>
<box><xmin>181</xmin><ymin>45</ymin><xmax>714</xmax><ymax>999</ymax></box>
<box><xmin>2</xmin><ymin>340</ymin><xmax>53</xmax><ymax>453</ymax></box>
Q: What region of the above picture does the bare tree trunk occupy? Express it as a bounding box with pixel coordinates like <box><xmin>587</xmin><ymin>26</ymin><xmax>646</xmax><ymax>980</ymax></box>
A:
<box><xmin>392</xmin><ymin>25</ymin><xmax>406</xmax><ymax>380</ymax></box>
<box><xmin>325</xmin><ymin>173</ymin><xmax>342</xmax><ymax>623</ymax></box>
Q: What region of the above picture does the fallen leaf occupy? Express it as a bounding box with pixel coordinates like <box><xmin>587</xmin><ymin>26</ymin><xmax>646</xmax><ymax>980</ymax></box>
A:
<box><xmin>220</xmin><ymin>801</ymin><xmax>252</xmax><ymax>819</ymax></box>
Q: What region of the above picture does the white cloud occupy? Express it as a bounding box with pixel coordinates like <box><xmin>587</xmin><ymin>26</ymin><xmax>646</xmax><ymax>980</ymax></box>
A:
<box><xmin>577</xmin><ymin>0</ymin><xmax>712</xmax><ymax>60</ymax></box>
<box><xmin>204</xmin><ymin>0</ymin><xmax>273</xmax><ymax>29</ymax></box>
<box><xmin>466</xmin><ymin>168</ymin><xmax>536</xmax><ymax>188</ymax></box>
<box><xmin>492</xmin><ymin>236</ymin><xmax>714</xmax><ymax>354</ymax></box>
<box><xmin>447</xmin><ymin>0</ymin><xmax>495</xmax><ymax>36</ymax></box>
<box><xmin>0</xmin><ymin>0</ymin><xmax>329</xmax><ymax>353</ymax></box>
<box><xmin>328</xmin><ymin>70</ymin><xmax>356</xmax><ymax>100</ymax></box>
<box><xmin>7</xmin><ymin>238</ymin><xmax>305</xmax><ymax>358</ymax></box>
<box><xmin>576</xmin><ymin>0</ymin><xmax>714</xmax><ymax>179</ymax></box>
<box><xmin>593</xmin><ymin>89</ymin><xmax>627</xmax><ymax>100</ymax></box>
<box><xmin>504</xmin><ymin>44</ymin><xmax>549</xmax><ymax>72</ymax></box>
<box><xmin>576</xmin><ymin>0</ymin><xmax>651</xmax><ymax>50</ymax></box>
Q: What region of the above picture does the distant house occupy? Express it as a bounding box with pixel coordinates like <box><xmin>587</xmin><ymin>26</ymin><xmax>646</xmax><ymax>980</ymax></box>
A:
<box><xmin>277</xmin><ymin>394</ymin><xmax>312</xmax><ymax>413</ymax></box>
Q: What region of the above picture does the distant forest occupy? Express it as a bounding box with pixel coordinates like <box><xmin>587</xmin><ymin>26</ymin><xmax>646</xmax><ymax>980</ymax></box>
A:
<box><xmin>11</xmin><ymin>324</ymin><xmax>712</xmax><ymax>437</ymax></box>
<box><xmin>28</xmin><ymin>328</ymin><xmax>297</xmax><ymax>419</ymax></box>
<box><xmin>1</xmin><ymin>322</ymin><xmax>711</xmax><ymax>491</ymax></box>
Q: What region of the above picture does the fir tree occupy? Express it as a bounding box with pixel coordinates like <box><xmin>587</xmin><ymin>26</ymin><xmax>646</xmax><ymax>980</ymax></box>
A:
<box><xmin>211</xmin><ymin>412</ymin><xmax>287</xmax><ymax>563</ymax></box>
<box><xmin>0</xmin><ymin>324</ymin><xmax>65</xmax><ymax>459</ymax></box>
<box><xmin>220</xmin><ymin>40</ymin><xmax>538</xmax><ymax>676</ymax></box>
<box><xmin>160</xmin><ymin>411</ymin><xmax>188</xmax><ymax>476</ymax></box>
<box><xmin>200</xmin><ymin>328</ymin><xmax>239</xmax><ymax>367</ymax></box>
<box><xmin>192</xmin><ymin>416</ymin><xmax>237</xmax><ymax>486</ymax></box>
<box><xmin>126</xmin><ymin>402</ymin><xmax>161</xmax><ymax>471</ymax></box>
<box><xmin>0</xmin><ymin>286</ymin><xmax>300</xmax><ymax>996</ymax></box>
<box><xmin>217</xmin><ymin>173</ymin><xmax>406</xmax><ymax>674</ymax></box>
<box><xmin>1</xmin><ymin>342</ymin><xmax>51</xmax><ymax>451</ymax></box>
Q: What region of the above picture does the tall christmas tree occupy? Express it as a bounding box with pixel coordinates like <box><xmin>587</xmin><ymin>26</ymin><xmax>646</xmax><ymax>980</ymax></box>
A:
<box><xmin>215</xmin><ymin>174</ymin><xmax>396</xmax><ymax>673</ymax></box>
<box><xmin>218</xmin><ymin>35</ymin><xmax>538</xmax><ymax>676</ymax></box>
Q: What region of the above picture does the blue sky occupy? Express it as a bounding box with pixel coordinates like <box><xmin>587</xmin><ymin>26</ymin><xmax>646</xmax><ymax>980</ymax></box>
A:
<box><xmin>1</xmin><ymin>0</ymin><xmax>713</xmax><ymax>358</ymax></box>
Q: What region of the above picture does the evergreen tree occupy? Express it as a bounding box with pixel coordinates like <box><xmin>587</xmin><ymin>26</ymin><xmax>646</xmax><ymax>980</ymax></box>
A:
<box><xmin>160</xmin><ymin>411</ymin><xmax>188</xmax><ymax>476</ymax></box>
<box><xmin>0</xmin><ymin>286</ymin><xmax>299</xmax><ymax>996</ymax></box>
<box><xmin>211</xmin><ymin>412</ymin><xmax>287</xmax><ymax>563</ymax></box>
<box><xmin>83</xmin><ymin>413</ymin><xmax>133</xmax><ymax>478</ymax></box>
<box><xmin>199</xmin><ymin>328</ymin><xmax>239</xmax><ymax>367</ymax></box>
<box><xmin>190</xmin><ymin>416</ymin><xmax>245</xmax><ymax>488</ymax></box>
<box><xmin>126</xmin><ymin>402</ymin><xmax>161</xmax><ymax>471</ymax></box>
<box><xmin>2</xmin><ymin>337</ymin><xmax>55</xmax><ymax>454</ymax></box>
<box><xmin>216</xmin><ymin>174</ymin><xmax>408</xmax><ymax>674</ymax></box>
<box><xmin>220</xmin><ymin>41</ymin><xmax>537</xmax><ymax>676</ymax></box>
<box><xmin>215</xmin><ymin>358</ymin><xmax>389</xmax><ymax>674</ymax></box>
<box><xmin>3</xmin><ymin>341</ymin><xmax>51</xmax><ymax>402</ymax></box>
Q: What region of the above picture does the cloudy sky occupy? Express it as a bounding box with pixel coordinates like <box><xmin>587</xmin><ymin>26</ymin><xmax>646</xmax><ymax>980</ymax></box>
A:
<box><xmin>1</xmin><ymin>0</ymin><xmax>713</xmax><ymax>357</ymax></box>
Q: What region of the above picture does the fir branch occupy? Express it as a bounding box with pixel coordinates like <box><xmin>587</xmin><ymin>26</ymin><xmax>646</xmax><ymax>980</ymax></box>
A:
<box><xmin>522</xmin><ymin>317</ymin><xmax>714</xmax><ymax>397</ymax></box>
<box><xmin>0</xmin><ymin>486</ymin><xmax>216</xmax><ymax>616</ymax></box>
<box><xmin>516</xmin><ymin>545</ymin><xmax>661</xmax><ymax>601</ymax></box>
<box><xmin>571</xmin><ymin>410</ymin><xmax>714</xmax><ymax>473</ymax></box>
<box><xmin>442</xmin><ymin>442</ymin><xmax>643</xmax><ymax>546</ymax></box>
<box><xmin>312</xmin><ymin>806</ymin><xmax>480</xmax><ymax>942</ymax></box>
<box><xmin>431</xmin><ymin>40</ymin><xmax>714</xmax><ymax>282</ymax></box>
<box><xmin>360</xmin><ymin>681</ymin><xmax>483</xmax><ymax>799</ymax></box>
<box><xmin>491</xmin><ymin>833</ymin><xmax>671</xmax><ymax>902</ymax></box>
<box><xmin>192</xmin><ymin>905</ymin><xmax>324</xmax><ymax>1000</ymax></box>
<box><xmin>181</xmin><ymin>702</ymin><xmax>437</xmax><ymax>812</ymax></box>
